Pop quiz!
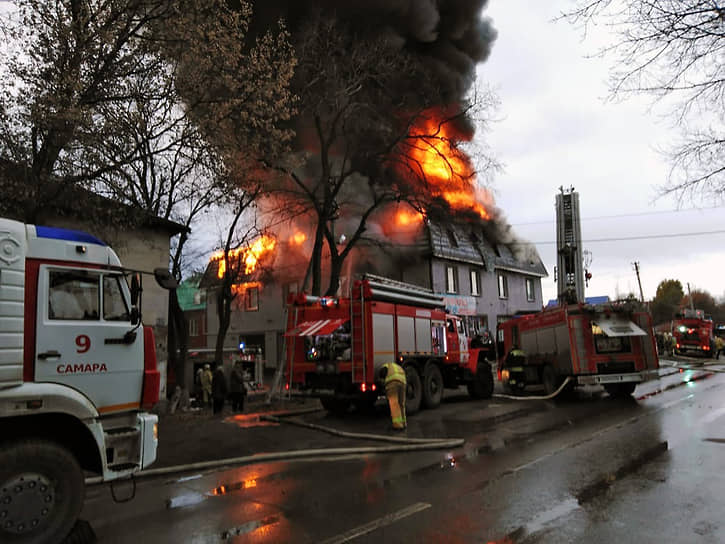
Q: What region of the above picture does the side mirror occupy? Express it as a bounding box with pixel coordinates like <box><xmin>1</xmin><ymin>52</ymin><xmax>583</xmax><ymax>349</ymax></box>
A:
<box><xmin>130</xmin><ymin>274</ymin><xmax>142</xmax><ymax>306</ymax></box>
<box><xmin>154</xmin><ymin>268</ymin><xmax>178</xmax><ymax>290</ymax></box>
<box><xmin>130</xmin><ymin>307</ymin><xmax>140</xmax><ymax>326</ymax></box>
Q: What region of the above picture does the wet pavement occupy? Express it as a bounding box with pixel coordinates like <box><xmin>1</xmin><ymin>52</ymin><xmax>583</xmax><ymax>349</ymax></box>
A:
<box><xmin>80</xmin><ymin>358</ymin><xmax>725</xmax><ymax>542</ymax></box>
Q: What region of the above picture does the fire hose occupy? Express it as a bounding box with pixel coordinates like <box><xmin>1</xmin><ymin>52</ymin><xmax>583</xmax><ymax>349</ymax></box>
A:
<box><xmin>492</xmin><ymin>376</ymin><xmax>574</xmax><ymax>401</ymax></box>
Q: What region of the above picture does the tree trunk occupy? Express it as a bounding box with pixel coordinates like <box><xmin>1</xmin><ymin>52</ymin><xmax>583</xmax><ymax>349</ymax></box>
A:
<box><xmin>215</xmin><ymin>287</ymin><xmax>232</xmax><ymax>366</ymax></box>
<box><xmin>326</xmin><ymin>253</ymin><xmax>344</xmax><ymax>296</ymax></box>
<box><xmin>310</xmin><ymin>221</ymin><xmax>325</xmax><ymax>296</ymax></box>
<box><xmin>168</xmin><ymin>289</ymin><xmax>189</xmax><ymax>390</ymax></box>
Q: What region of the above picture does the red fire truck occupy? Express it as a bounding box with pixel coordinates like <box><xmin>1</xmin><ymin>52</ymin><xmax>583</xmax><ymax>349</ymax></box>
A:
<box><xmin>496</xmin><ymin>301</ymin><xmax>659</xmax><ymax>398</ymax></box>
<box><xmin>284</xmin><ymin>275</ymin><xmax>494</xmax><ymax>414</ymax></box>
<box><xmin>672</xmin><ymin>309</ymin><xmax>716</xmax><ymax>357</ymax></box>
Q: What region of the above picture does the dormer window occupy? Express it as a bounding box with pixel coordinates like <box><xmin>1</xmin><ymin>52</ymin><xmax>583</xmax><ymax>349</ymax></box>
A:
<box><xmin>446</xmin><ymin>229</ymin><xmax>458</xmax><ymax>248</ymax></box>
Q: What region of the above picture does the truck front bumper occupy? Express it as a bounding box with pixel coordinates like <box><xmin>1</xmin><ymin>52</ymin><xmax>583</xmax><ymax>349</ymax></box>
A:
<box><xmin>576</xmin><ymin>370</ymin><xmax>657</xmax><ymax>386</ymax></box>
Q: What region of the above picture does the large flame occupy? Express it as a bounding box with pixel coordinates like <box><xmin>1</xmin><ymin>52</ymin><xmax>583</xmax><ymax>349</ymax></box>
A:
<box><xmin>405</xmin><ymin>113</ymin><xmax>490</xmax><ymax>221</ymax></box>
<box><xmin>212</xmin><ymin>235</ymin><xmax>277</xmax><ymax>279</ymax></box>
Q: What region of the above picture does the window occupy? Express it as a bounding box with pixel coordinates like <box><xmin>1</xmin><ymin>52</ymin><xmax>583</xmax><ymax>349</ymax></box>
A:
<box><xmin>446</xmin><ymin>229</ymin><xmax>458</xmax><ymax>248</ymax></box>
<box><xmin>103</xmin><ymin>275</ymin><xmax>130</xmax><ymax>321</ymax></box>
<box><xmin>48</xmin><ymin>270</ymin><xmax>100</xmax><ymax>320</ymax></box>
<box><xmin>470</xmin><ymin>269</ymin><xmax>480</xmax><ymax>296</ymax></box>
<box><xmin>526</xmin><ymin>278</ymin><xmax>536</xmax><ymax>302</ymax></box>
<box><xmin>497</xmin><ymin>273</ymin><xmax>508</xmax><ymax>299</ymax></box>
<box><xmin>446</xmin><ymin>266</ymin><xmax>458</xmax><ymax>293</ymax></box>
<box><xmin>189</xmin><ymin>318</ymin><xmax>198</xmax><ymax>337</ymax></box>
<box><xmin>246</xmin><ymin>287</ymin><xmax>259</xmax><ymax>311</ymax></box>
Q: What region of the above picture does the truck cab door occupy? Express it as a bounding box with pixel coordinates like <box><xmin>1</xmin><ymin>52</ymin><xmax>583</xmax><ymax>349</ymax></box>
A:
<box><xmin>34</xmin><ymin>265</ymin><xmax>144</xmax><ymax>414</ymax></box>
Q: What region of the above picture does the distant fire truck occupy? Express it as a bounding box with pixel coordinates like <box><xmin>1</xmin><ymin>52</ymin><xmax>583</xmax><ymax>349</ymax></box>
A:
<box><xmin>0</xmin><ymin>216</ymin><xmax>174</xmax><ymax>543</ymax></box>
<box><xmin>284</xmin><ymin>275</ymin><xmax>494</xmax><ymax>413</ymax></box>
<box><xmin>497</xmin><ymin>302</ymin><xmax>659</xmax><ymax>397</ymax></box>
<box><xmin>496</xmin><ymin>188</ymin><xmax>659</xmax><ymax>398</ymax></box>
<box><xmin>672</xmin><ymin>309</ymin><xmax>716</xmax><ymax>357</ymax></box>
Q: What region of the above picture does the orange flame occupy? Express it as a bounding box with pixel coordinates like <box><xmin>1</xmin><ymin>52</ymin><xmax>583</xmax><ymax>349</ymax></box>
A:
<box><xmin>290</xmin><ymin>231</ymin><xmax>307</xmax><ymax>245</ymax></box>
<box><xmin>212</xmin><ymin>235</ymin><xmax>277</xmax><ymax>278</ymax></box>
<box><xmin>406</xmin><ymin>114</ymin><xmax>490</xmax><ymax>220</ymax></box>
<box><xmin>395</xmin><ymin>209</ymin><xmax>424</xmax><ymax>227</ymax></box>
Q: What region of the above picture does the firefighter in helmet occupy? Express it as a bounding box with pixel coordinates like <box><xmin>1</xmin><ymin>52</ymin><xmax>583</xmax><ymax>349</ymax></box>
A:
<box><xmin>380</xmin><ymin>362</ymin><xmax>407</xmax><ymax>430</ymax></box>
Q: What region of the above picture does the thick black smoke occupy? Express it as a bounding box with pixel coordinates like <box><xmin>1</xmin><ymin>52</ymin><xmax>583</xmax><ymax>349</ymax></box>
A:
<box><xmin>250</xmin><ymin>0</ymin><xmax>496</xmax><ymax>103</ymax></box>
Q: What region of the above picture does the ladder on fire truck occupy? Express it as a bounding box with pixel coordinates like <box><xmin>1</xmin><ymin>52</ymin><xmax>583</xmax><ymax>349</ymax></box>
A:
<box><xmin>266</xmin><ymin>305</ymin><xmax>297</xmax><ymax>403</ymax></box>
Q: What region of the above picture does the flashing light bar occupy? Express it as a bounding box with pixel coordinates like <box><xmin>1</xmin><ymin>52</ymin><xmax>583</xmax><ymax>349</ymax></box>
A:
<box><xmin>36</xmin><ymin>226</ymin><xmax>107</xmax><ymax>246</ymax></box>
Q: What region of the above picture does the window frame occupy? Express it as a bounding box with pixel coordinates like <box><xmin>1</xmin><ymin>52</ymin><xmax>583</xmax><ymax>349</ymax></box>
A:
<box><xmin>470</xmin><ymin>269</ymin><xmax>480</xmax><ymax>297</ymax></box>
<box><xmin>497</xmin><ymin>273</ymin><xmax>508</xmax><ymax>299</ymax></box>
<box><xmin>446</xmin><ymin>265</ymin><xmax>459</xmax><ymax>294</ymax></box>
<box><xmin>245</xmin><ymin>286</ymin><xmax>259</xmax><ymax>311</ymax></box>
<box><xmin>525</xmin><ymin>277</ymin><xmax>536</xmax><ymax>302</ymax></box>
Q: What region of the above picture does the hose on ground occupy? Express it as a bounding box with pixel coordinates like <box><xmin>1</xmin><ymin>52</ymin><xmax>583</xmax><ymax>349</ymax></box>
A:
<box><xmin>87</xmin><ymin>413</ymin><xmax>463</xmax><ymax>485</ymax></box>
<box><xmin>262</xmin><ymin>414</ymin><xmax>463</xmax><ymax>446</ymax></box>
<box><xmin>492</xmin><ymin>376</ymin><xmax>573</xmax><ymax>401</ymax></box>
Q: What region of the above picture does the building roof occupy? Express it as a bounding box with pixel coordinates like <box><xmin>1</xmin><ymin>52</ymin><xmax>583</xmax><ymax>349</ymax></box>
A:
<box><xmin>427</xmin><ymin>220</ymin><xmax>548</xmax><ymax>277</ymax></box>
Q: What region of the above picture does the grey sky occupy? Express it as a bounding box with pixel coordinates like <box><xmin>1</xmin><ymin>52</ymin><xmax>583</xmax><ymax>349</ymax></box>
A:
<box><xmin>481</xmin><ymin>1</ymin><xmax>725</xmax><ymax>304</ymax></box>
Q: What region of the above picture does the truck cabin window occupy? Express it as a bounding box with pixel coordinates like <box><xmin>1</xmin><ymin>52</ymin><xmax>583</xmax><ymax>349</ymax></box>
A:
<box><xmin>103</xmin><ymin>275</ymin><xmax>131</xmax><ymax>321</ymax></box>
<box><xmin>591</xmin><ymin>324</ymin><xmax>632</xmax><ymax>354</ymax></box>
<box><xmin>48</xmin><ymin>270</ymin><xmax>100</xmax><ymax>320</ymax></box>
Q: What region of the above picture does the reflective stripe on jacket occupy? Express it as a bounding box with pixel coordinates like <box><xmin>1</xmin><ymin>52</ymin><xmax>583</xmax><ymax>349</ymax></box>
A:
<box><xmin>383</xmin><ymin>362</ymin><xmax>406</xmax><ymax>386</ymax></box>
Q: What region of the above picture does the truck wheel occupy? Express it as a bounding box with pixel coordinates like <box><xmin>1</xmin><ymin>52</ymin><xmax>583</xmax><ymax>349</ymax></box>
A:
<box><xmin>0</xmin><ymin>439</ymin><xmax>84</xmax><ymax>544</ymax></box>
<box><xmin>604</xmin><ymin>383</ymin><xmax>636</xmax><ymax>398</ymax></box>
<box><xmin>542</xmin><ymin>365</ymin><xmax>558</xmax><ymax>397</ymax></box>
<box><xmin>404</xmin><ymin>365</ymin><xmax>422</xmax><ymax>414</ymax></box>
<box><xmin>320</xmin><ymin>397</ymin><xmax>351</xmax><ymax>415</ymax></box>
<box><xmin>422</xmin><ymin>363</ymin><xmax>444</xmax><ymax>409</ymax></box>
<box><xmin>469</xmin><ymin>362</ymin><xmax>494</xmax><ymax>399</ymax></box>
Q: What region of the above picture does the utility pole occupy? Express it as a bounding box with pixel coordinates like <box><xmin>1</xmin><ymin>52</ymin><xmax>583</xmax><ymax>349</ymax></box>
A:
<box><xmin>632</xmin><ymin>261</ymin><xmax>644</xmax><ymax>303</ymax></box>
<box><xmin>687</xmin><ymin>282</ymin><xmax>695</xmax><ymax>311</ymax></box>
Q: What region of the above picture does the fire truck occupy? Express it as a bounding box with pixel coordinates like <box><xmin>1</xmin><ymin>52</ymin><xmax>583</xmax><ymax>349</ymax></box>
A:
<box><xmin>0</xmin><ymin>217</ymin><xmax>174</xmax><ymax>543</ymax></box>
<box><xmin>672</xmin><ymin>309</ymin><xmax>716</xmax><ymax>357</ymax></box>
<box><xmin>495</xmin><ymin>188</ymin><xmax>659</xmax><ymax>398</ymax></box>
<box><xmin>284</xmin><ymin>275</ymin><xmax>494</xmax><ymax>414</ymax></box>
<box><xmin>496</xmin><ymin>301</ymin><xmax>659</xmax><ymax>397</ymax></box>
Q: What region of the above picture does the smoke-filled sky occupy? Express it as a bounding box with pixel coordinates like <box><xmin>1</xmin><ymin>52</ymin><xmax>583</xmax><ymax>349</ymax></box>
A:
<box><xmin>483</xmin><ymin>1</ymin><xmax>725</xmax><ymax>304</ymax></box>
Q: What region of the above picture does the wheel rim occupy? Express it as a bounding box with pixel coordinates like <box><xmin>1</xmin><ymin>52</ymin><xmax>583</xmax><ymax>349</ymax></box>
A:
<box><xmin>1</xmin><ymin>473</ymin><xmax>55</xmax><ymax>535</ymax></box>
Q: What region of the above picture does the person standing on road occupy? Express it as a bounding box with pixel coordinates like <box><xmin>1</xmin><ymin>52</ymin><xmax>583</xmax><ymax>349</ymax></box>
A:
<box><xmin>380</xmin><ymin>362</ymin><xmax>407</xmax><ymax>430</ymax></box>
<box><xmin>212</xmin><ymin>365</ymin><xmax>228</xmax><ymax>415</ymax></box>
<box><xmin>715</xmin><ymin>336</ymin><xmax>724</xmax><ymax>359</ymax></box>
<box><xmin>229</xmin><ymin>361</ymin><xmax>246</xmax><ymax>412</ymax></box>
<box><xmin>201</xmin><ymin>364</ymin><xmax>213</xmax><ymax>408</ymax></box>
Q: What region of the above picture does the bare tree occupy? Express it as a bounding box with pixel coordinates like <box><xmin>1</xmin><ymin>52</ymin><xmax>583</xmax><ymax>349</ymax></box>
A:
<box><xmin>562</xmin><ymin>1</ymin><xmax>725</xmax><ymax>201</ymax></box>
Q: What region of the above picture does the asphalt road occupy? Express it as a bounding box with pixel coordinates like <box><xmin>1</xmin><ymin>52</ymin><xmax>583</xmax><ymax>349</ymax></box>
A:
<box><xmin>80</xmin><ymin>359</ymin><xmax>725</xmax><ymax>543</ymax></box>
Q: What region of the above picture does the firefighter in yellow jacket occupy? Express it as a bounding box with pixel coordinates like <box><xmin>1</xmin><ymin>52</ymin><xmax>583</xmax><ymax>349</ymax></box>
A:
<box><xmin>381</xmin><ymin>362</ymin><xmax>407</xmax><ymax>430</ymax></box>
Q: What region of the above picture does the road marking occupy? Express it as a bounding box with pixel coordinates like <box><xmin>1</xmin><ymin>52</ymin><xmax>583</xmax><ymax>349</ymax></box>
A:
<box><xmin>319</xmin><ymin>502</ymin><xmax>432</xmax><ymax>544</ymax></box>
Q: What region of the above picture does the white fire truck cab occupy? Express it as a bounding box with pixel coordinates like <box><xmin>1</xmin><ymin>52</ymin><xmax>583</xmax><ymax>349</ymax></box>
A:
<box><xmin>0</xmin><ymin>217</ymin><xmax>174</xmax><ymax>543</ymax></box>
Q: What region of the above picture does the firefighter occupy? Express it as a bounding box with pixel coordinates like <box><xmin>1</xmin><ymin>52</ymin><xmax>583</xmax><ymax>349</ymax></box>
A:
<box><xmin>715</xmin><ymin>336</ymin><xmax>724</xmax><ymax>360</ymax></box>
<box><xmin>380</xmin><ymin>362</ymin><xmax>407</xmax><ymax>430</ymax></box>
<box><xmin>201</xmin><ymin>364</ymin><xmax>213</xmax><ymax>407</ymax></box>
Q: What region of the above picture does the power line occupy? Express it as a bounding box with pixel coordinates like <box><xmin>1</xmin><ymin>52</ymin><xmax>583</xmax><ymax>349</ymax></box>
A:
<box><xmin>511</xmin><ymin>205</ymin><xmax>725</xmax><ymax>227</ymax></box>
<box><xmin>523</xmin><ymin>229</ymin><xmax>725</xmax><ymax>245</ymax></box>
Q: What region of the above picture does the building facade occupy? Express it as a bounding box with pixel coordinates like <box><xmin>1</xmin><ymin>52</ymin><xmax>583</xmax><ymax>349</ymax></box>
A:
<box><xmin>199</xmin><ymin>220</ymin><xmax>547</xmax><ymax>369</ymax></box>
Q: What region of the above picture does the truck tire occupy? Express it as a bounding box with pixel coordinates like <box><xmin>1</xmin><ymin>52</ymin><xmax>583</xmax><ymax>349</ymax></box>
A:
<box><xmin>404</xmin><ymin>365</ymin><xmax>422</xmax><ymax>414</ymax></box>
<box><xmin>422</xmin><ymin>363</ymin><xmax>444</xmax><ymax>409</ymax></box>
<box><xmin>320</xmin><ymin>397</ymin><xmax>351</xmax><ymax>415</ymax></box>
<box><xmin>468</xmin><ymin>362</ymin><xmax>494</xmax><ymax>399</ymax></box>
<box><xmin>0</xmin><ymin>439</ymin><xmax>84</xmax><ymax>544</ymax></box>
<box><xmin>604</xmin><ymin>383</ymin><xmax>636</xmax><ymax>398</ymax></box>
